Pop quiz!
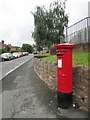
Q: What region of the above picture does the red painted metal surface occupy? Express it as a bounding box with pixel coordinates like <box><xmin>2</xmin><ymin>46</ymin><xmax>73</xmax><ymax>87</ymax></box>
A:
<box><xmin>55</xmin><ymin>44</ymin><xmax>75</xmax><ymax>93</ymax></box>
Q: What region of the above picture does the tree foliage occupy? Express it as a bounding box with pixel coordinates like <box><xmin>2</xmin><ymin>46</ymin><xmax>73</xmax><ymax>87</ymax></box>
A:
<box><xmin>32</xmin><ymin>0</ymin><xmax>68</xmax><ymax>51</ymax></box>
<box><xmin>21</xmin><ymin>44</ymin><xmax>33</xmax><ymax>53</ymax></box>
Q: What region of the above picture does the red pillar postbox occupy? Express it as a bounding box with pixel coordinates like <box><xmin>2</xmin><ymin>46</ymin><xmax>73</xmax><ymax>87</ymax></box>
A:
<box><xmin>55</xmin><ymin>43</ymin><xmax>75</xmax><ymax>109</ymax></box>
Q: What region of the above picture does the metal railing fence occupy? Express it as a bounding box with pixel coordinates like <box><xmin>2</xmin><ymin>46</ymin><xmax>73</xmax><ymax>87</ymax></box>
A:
<box><xmin>65</xmin><ymin>17</ymin><xmax>90</xmax><ymax>44</ymax></box>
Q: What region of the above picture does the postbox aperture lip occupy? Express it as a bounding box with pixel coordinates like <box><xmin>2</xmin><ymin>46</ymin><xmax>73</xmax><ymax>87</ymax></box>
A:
<box><xmin>54</xmin><ymin>43</ymin><xmax>75</xmax><ymax>49</ymax></box>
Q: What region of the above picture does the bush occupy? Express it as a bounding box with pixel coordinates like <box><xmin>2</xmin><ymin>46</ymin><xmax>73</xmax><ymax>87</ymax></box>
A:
<box><xmin>0</xmin><ymin>49</ymin><xmax>8</xmax><ymax>54</ymax></box>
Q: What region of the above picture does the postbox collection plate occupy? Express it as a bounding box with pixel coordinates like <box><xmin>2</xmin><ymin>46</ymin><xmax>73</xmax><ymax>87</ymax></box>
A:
<box><xmin>58</xmin><ymin>59</ymin><xmax>62</xmax><ymax>68</ymax></box>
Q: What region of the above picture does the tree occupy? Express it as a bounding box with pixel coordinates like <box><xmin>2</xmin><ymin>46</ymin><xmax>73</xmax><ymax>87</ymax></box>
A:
<box><xmin>21</xmin><ymin>44</ymin><xmax>33</xmax><ymax>53</ymax></box>
<box><xmin>32</xmin><ymin>0</ymin><xmax>68</xmax><ymax>50</ymax></box>
<box><xmin>50</xmin><ymin>0</ymin><xmax>68</xmax><ymax>43</ymax></box>
<box><xmin>32</xmin><ymin>6</ymin><xmax>48</xmax><ymax>51</ymax></box>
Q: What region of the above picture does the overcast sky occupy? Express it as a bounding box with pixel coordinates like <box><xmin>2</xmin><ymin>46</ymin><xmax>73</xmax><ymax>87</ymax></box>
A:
<box><xmin>0</xmin><ymin>0</ymin><xmax>89</xmax><ymax>47</ymax></box>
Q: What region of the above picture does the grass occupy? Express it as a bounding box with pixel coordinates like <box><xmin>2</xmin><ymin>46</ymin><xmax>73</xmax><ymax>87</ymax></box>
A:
<box><xmin>72</xmin><ymin>52</ymin><xmax>88</xmax><ymax>67</ymax></box>
<box><xmin>39</xmin><ymin>53</ymin><xmax>50</xmax><ymax>56</ymax></box>
<box><xmin>41</xmin><ymin>55</ymin><xmax>56</xmax><ymax>62</ymax></box>
<box><xmin>41</xmin><ymin>52</ymin><xmax>89</xmax><ymax>67</ymax></box>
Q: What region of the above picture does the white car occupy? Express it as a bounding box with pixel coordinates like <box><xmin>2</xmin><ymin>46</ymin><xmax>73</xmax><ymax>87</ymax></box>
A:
<box><xmin>33</xmin><ymin>51</ymin><xmax>39</xmax><ymax>54</ymax></box>
<box><xmin>12</xmin><ymin>52</ymin><xmax>19</xmax><ymax>58</ymax></box>
<box><xmin>22</xmin><ymin>52</ymin><xmax>26</xmax><ymax>56</ymax></box>
<box><xmin>22</xmin><ymin>52</ymin><xmax>29</xmax><ymax>56</ymax></box>
<box><xmin>1</xmin><ymin>53</ymin><xmax>14</xmax><ymax>61</ymax></box>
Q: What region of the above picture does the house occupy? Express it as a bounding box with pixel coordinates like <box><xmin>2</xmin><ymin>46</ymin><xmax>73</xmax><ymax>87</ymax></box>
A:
<box><xmin>0</xmin><ymin>40</ymin><xmax>21</xmax><ymax>51</ymax></box>
<box><xmin>10</xmin><ymin>46</ymin><xmax>21</xmax><ymax>51</ymax></box>
<box><xmin>0</xmin><ymin>40</ymin><xmax>4</xmax><ymax>49</ymax></box>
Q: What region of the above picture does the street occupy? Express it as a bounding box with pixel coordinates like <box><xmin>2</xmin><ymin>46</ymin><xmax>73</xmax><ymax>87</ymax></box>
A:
<box><xmin>1</xmin><ymin>57</ymin><xmax>61</xmax><ymax>118</ymax></box>
<box><xmin>0</xmin><ymin>54</ymin><xmax>33</xmax><ymax>80</ymax></box>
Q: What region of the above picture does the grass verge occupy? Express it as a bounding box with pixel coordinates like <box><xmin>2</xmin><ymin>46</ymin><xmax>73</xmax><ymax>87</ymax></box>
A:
<box><xmin>41</xmin><ymin>52</ymin><xmax>89</xmax><ymax>67</ymax></box>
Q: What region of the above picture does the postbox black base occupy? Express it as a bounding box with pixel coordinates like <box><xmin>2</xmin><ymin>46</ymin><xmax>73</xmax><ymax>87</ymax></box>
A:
<box><xmin>57</xmin><ymin>91</ymin><xmax>72</xmax><ymax>109</ymax></box>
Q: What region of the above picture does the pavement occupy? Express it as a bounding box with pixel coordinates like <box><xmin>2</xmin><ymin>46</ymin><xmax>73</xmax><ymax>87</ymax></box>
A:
<box><xmin>2</xmin><ymin>58</ymin><xmax>89</xmax><ymax>119</ymax></box>
<box><xmin>2</xmin><ymin>58</ymin><xmax>58</xmax><ymax>118</ymax></box>
<box><xmin>57</xmin><ymin>107</ymin><xmax>88</xmax><ymax>118</ymax></box>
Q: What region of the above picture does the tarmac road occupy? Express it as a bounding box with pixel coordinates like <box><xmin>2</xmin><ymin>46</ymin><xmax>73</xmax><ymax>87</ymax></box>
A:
<box><xmin>2</xmin><ymin>58</ymin><xmax>61</xmax><ymax>118</ymax></box>
<box><xmin>0</xmin><ymin>54</ymin><xmax>33</xmax><ymax>80</ymax></box>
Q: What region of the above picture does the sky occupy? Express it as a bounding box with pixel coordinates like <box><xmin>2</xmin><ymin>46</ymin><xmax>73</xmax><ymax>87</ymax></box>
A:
<box><xmin>0</xmin><ymin>0</ymin><xmax>89</xmax><ymax>47</ymax></box>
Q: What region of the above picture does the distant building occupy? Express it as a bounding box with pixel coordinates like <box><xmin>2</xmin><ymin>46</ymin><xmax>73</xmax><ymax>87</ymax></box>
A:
<box><xmin>10</xmin><ymin>46</ymin><xmax>21</xmax><ymax>51</ymax></box>
<box><xmin>0</xmin><ymin>40</ymin><xmax>21</xmax><ymax>51</ymax></box>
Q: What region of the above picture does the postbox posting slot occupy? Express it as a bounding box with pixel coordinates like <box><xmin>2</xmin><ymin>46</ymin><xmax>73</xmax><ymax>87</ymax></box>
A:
<box><xmin>57</xmin><ymin>51</ymin><xmax>65</xmax><ymax>56</ymax></box>
<box><xmin>57</xmin><ymin>54</ymin><xmax>64</xmax><ymax>56</ymax></box>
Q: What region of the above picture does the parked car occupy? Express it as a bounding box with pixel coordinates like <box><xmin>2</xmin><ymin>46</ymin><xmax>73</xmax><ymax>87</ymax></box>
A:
<box><xmin>22</xmin><ymin>52</ymin><xmax>29</xmax><ymax>56</ymax></box>
<box><xmin>25</xmin><ymin>52</ymin><xmax>29</xmax><ymax>55</ymax></box>
<box><xmin>0</xmin><ymin>54</ymin><xmax>2</xmax><ymax>62</ymax></box>
<box><xmin>1</xmin><ymin>53</ymin><xmax>14</xmax><ymax>61</ymax></box>
<box><xmin>33</xmin><ymin>51</ymin><xmax>39</xmax><ymax>54</ymax></box>
<box><xmin>12</xmin><ymin>52</ymin><xmax>19</xmax><ymax>58</ymax></box>
<box><xmin>22</xmin><ymin>52</ymin><xmax>26</xmax><ymax>56</ymax></box>
<box><xmin>18</xmin><ymin>52</ymin><xmax>23</xmax><ymax>57</ymax></box>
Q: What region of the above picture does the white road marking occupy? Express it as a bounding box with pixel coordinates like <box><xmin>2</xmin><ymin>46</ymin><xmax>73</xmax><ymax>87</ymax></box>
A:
<box><xmin>5</xmin><ymin>68</ymin><xmax>17</xmax><ymax>76</ymax></box>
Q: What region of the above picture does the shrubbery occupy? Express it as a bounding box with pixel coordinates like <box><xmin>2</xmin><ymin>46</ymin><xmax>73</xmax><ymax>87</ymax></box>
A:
<box><xmin>0</xmin><ymin>49</ymin><xmax>8</xmax><ymax>54</ymax></box>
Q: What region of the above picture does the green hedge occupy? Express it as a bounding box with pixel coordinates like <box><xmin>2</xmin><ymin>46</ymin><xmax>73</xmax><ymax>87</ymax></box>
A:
<box><xmin>0</xmin><ymin>49</ymin><xmax>8</xmax><ymax>54</ymax></box>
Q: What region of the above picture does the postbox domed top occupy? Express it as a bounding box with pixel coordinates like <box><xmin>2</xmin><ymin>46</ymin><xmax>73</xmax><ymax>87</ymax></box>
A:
<box><xmin>54</xmin><ymin>43</ymin><xmax>75</xmax><ymax>49</ymax></box>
